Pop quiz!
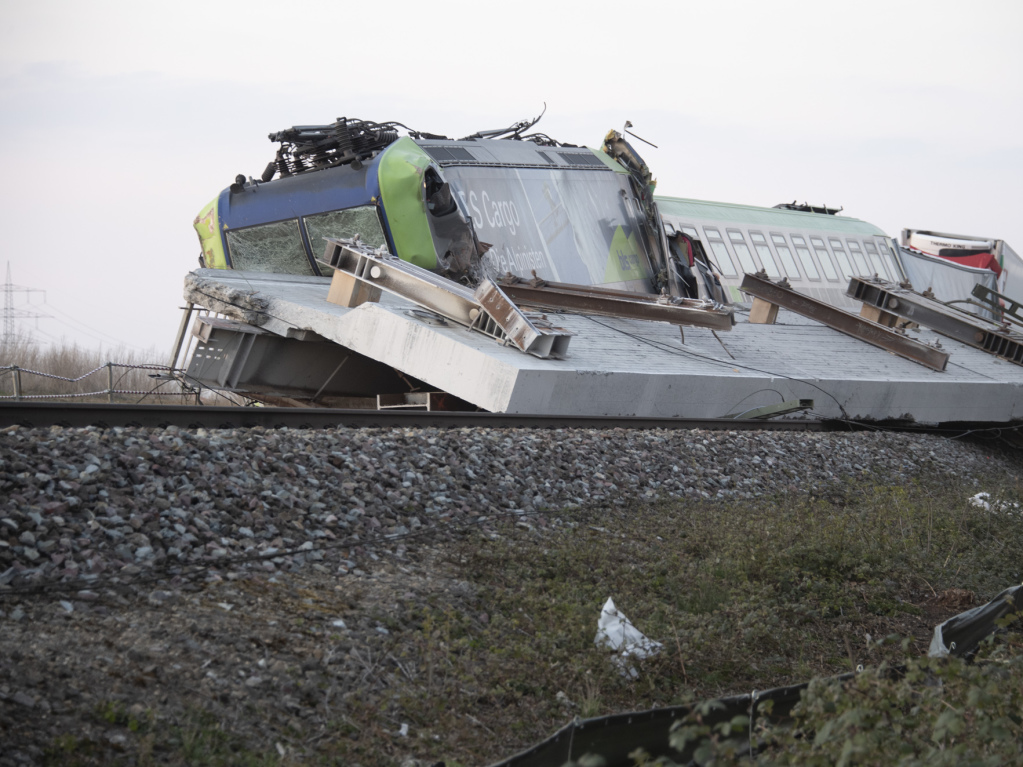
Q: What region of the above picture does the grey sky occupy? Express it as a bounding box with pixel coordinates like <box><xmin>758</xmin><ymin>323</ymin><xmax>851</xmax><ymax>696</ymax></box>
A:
<box><xmin>1</xmin><ymin>0</ymin><xmax>1020</xmax><ymax>354</ymax></box>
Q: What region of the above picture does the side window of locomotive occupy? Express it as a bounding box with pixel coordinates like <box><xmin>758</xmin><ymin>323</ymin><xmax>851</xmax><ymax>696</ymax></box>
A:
<box><xmin>702</xmin><ymin>227</ymin><xmax>738</xmax><ymax>276</ymax></box>
<box><xmin>727</xmin><ymin>229</ymin><xmax>759</xmax><ymax>274</ymax></box>
<box><xmin>864</xmin><ymin>240</ymin><xmax>893</xmax><ymax>280</ymax></box>
<box><xmin>225</xmin><ymin>219</ymin><xmax>315</xmax><ymax>275</ymax></box>
<box><xmin>789</xmin><ymin>235</ymin><xmax>821</xmax><ymax>280</ymax></box>
<box><xmin>304</xmin><ymin>206</ymin><xmax>388</xmax><ymax>276</ymax></box>
<box><xmin>749</xmin><ymin>231</ymin><xmax>781</xmax><ymax>278</ymax></box>
<box><xmin>770</xmin><ymin>233</ymin><xmax>802</xmax><ymax>279</ymax></box>
<box><xmin>681</xmin><ymin>226</ymin><xmax>699</xmax><ymax>239</ymax></box>
<box><xmin>810</xmin><ymin>236</ymin><xmax>839</xmax><ymax>281</ymax></box>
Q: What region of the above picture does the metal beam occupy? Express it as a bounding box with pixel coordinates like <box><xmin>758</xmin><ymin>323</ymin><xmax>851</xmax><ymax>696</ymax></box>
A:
<box><xmin>321</xmin><ymin>240</ymin><xmax>572</xmax><ymax>358</ymax></box>
<box><xmin>474</xmin><ymin>280</ymin><xmax>573</xmax><ymax>359</ymax></box>
<box><xmin>497</xmin><ymin>278</ymin><xmax>734</xmax><ymax>331</ymax></box>
<box><xmin>322</xmin><ymin>241</ymin><xmax>572</xmax><ymax>358</ymax></box>
<box><xmin>740</xmin><ymin>272</ymin><xmax>949</xmax><ymax>371</ymax></box>
<box><xmin>971</xmin><ymin>284</ymin><xmax>1023</xmax><ymax>329</ymax></box>
<box><xmin>848</xmin><ymin>276</ymin><xmax>1023</xmax><ymax>367</ymax></box>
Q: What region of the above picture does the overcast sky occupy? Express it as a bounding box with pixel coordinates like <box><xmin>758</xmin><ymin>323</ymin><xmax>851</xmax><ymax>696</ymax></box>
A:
<box><xmin>1</xmin><ymin>0</ymin><xmax>1020</xmax><ymax>356</ymax></box>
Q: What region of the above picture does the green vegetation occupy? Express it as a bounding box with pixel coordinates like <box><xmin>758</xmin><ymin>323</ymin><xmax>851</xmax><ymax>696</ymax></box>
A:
<box><xmin>646</xmin><ymin>628</ymin><xmax>1023</xmax><ymax>766</ymax></box>
<box><xmin>42</xmin><ymin>472</ymin><xmax>1023</xmax><ymax>765</ymax></box>
<box><xmin>44</xmin><ymin>705</ymin><xmax>277</xmax><ymax>767</ymax></box>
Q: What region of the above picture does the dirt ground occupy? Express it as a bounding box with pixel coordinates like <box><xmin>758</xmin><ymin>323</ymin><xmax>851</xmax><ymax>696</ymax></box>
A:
<box><xmin>0</xmin><ymin>536</ymin><xmax>481</xmax><ymax>767</ymax></box>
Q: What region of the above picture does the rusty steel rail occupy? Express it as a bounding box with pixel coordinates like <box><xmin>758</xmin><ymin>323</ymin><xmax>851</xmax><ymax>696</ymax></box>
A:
<box><xmin>2</xmin><ymin>403</ymin><xmax>1020</xmax><ymax>443</ymax></box>
<box><xmin>497</xmin><ymin>279</ymin><xmax>734</xmax><ymax>330</ymax></box>
<box><xmin>849</xmin><ymin>277</ymin><xmax>1023</xmax><ymax>367</ymax></box>
<box><xmin>740</xmin><ymin>273</ymin><xmax>949</xmax><ymax>371</ymax></box>
<box><xmin>0</xmin><ymin>402</ymin><xmax>832</xmax><ymax>431</ymax></box>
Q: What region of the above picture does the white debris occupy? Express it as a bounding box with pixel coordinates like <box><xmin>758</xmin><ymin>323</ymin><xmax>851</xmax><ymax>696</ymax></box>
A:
<box><xmin>929</xmin><ymin>623</ymin><xmax>951</xmax><ymax>658</ymax></box>
<box><xmin>556</xmin><ymin>690</ymin><xmax>577</xmax><ymax>709</ymax></box>
<box><xmin>969</xmin><ymin>492</ymin><xmax>1020</xmax><ymax>514</ymax></box>
<box><xmin>594</xmin><ymin>597</ymin><xmax>662</xmax><ymax>677</ymax></box>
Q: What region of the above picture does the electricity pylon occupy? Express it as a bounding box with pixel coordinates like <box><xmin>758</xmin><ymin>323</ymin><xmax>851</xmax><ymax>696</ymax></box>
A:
<box><xmin>2</xmin><ymin>262</ymin><xmax>48</xmax><ymax>347</ymax></box>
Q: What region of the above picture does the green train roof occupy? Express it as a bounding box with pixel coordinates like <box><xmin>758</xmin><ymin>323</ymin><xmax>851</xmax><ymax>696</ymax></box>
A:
<box><xmin>654</xmin><ymin>196</ymin><xmax>888</xmax><ymax>237</ymax></box>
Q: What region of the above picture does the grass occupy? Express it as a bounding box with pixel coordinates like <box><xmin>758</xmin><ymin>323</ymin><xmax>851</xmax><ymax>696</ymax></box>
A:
<box><xmin>41</xmin><ymin>469</ymin><xmax>1023</xmax><ymax>765</ymax></box>
<box><xmin>351</xmin><ymin>473</ymin><xmax>1023</xmax><ymax>763</ymax></box>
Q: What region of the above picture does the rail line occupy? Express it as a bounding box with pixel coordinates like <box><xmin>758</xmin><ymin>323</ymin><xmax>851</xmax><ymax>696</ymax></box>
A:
<box><xmin>0</xmin><ymin>402</ymin><xmax>830</xmax><ymax>431</ymax></box>
<box><xmin>1</xmin><ymin>402</ymin><xmax>1020</xmax><ymax>443</ymax></box>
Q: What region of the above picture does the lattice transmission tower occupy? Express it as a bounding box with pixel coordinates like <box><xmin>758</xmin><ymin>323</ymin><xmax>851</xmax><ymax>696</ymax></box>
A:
<box><xmin>2</xmin><ymin>262</ymin><xmax>48</xmax><ymax>348</ymax></box>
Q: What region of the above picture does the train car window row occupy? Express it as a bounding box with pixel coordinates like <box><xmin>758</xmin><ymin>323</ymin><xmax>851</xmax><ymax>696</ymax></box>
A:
<box><xmin>789</xmin><ymin>235</ymin><xmax>821</xmax><ymax>280</ymax></box>
<box><xmin>826</xmin><ymin>237</ymin><xmax>855</xmax><ymax>279</ymax></box>
<box><xmin>837</xmin><ymin>238</ymin><xmax>869</xmax><ymax>276</ymax></box>
<box><xmin>748</xmin><ymin>231</ymin><xmax>782</xmax><ymax>278</ymax></box>
<box><xmin>702</xmin><ymin>227</ymin><xmax>739</xmax><ymax>276</ymax></box>
<box><xmin>660</xmin><ymin>220</ymin><xmax>898</xmax><ymax>290</ymax></box>
<box><xmin>876</xmin><ymin>239</ymin><xmax>901</xmax><ymax>280</ymax></box>
<box><xmin>727</xmin><ymin>229</ymin><xmax>760</xmax><ymax>274</ymax></box>
<box><xmin>863</xmin><ymin>241</ymin><xmax>889</xmax><ymax>279</ymax></box>
<box><xmin>769</xmin><ymin>233</ymin><xmax>802</xmax><ymax>280</ymax></box>
<box><xmin>809</xmin><ymin>236</ymin><xmax>840</xmax><ymax>281</ymax></box>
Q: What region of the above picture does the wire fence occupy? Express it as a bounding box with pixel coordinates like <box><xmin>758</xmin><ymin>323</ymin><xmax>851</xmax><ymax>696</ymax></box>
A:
<box><xmin>0</xmin><ymin>306</ymin><xmax>241</xmax><ymax>405</ymax></box>
<box><xmin>0</xmin><ymin>362</ymin><xmax>199</xmax><ymax>404</ymax></box>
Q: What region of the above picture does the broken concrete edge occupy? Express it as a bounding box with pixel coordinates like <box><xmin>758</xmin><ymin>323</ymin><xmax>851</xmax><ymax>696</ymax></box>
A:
<box><xmin>183</xmin><ymin>272</ymin><xmax>271</xmax><ymax>327</ymax></box>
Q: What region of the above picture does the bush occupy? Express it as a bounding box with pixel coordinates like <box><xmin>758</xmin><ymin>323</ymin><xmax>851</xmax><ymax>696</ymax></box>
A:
<box><xmin>646</xmin><ymin>627</ymin><xmax>1023</xmax><ymax>766</ymax></box>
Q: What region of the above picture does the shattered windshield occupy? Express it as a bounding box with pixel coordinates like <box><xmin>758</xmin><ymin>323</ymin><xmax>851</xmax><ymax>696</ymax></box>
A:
<box><xmin>226</xmin><ymin>219</ymin><xmax>314</xmax><ymax>275</ymax></box>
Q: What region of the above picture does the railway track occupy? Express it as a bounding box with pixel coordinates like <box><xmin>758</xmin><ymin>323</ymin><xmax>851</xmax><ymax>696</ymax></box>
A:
<box><xmin>1</xmin><ymin>402</ymin><xmax>1019</xmax><ymax>443</ymax></box>
<box><xmin>0</xmin><ymin>402</ymin><xmax>830</xmax><ymax>431</ymax></box>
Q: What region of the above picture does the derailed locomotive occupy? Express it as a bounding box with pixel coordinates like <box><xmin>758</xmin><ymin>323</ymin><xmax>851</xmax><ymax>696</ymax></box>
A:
<box><xmin>192</xmin><ymin>116</ymin><xmax>718</xmax><ymax>304</ymax></box>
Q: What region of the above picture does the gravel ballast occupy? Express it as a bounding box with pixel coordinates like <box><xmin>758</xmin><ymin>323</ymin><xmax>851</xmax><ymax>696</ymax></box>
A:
<box><xmin>0</xmin><ymin>425</ymin><xmax>1017</xmax><ymax>588</ymax></box>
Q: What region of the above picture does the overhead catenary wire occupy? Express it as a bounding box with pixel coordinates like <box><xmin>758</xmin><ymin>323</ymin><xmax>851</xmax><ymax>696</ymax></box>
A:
<box><xmin>40</xmin><ymin>302</ymin><xmax>151</xmax><ymax>352</ymax></box>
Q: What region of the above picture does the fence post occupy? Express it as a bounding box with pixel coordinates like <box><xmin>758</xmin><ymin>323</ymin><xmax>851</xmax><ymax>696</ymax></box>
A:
<box><xmin>107</xmin><ymin>362</ymin><xmax>114</xmax><ymax>403</ymax></box>
<box><xmin>12</xmin><ymin>366</ymin><xmax>21</xmax><ymax>401</ymax></box>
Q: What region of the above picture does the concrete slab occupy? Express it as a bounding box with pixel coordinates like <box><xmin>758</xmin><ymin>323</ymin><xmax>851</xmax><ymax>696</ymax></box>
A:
<box><xmin>184</xmin><ymin>270</ymin><xmax>1023</xmax><ymax>423</ymax></box>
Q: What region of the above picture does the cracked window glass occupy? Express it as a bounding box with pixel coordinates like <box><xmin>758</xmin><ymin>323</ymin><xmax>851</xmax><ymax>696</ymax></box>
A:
<box><xmin>226</xmin><ymin>219</ymin><xmax>313</xmax><ymax>275</ymax></box>
<box><xmin>305</xmin><ymin>207</ymin><xmax>387</xmax><ymax>276</ymax></box>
